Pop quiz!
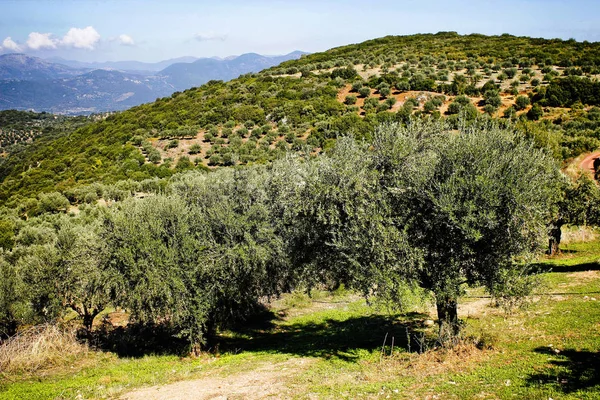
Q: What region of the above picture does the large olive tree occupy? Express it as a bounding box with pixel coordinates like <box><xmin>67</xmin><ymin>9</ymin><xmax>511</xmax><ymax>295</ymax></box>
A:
<box><xmin>371</xmin><ymin>120</ymin><xmax>562</xmax><ymax>333</ymax></box>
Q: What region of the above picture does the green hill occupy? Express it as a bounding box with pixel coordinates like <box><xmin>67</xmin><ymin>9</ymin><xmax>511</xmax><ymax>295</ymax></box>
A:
<box><xmin>2</xmin><ymin>32</ymin><xmax>600</xmax><ymax>205</ymax></box>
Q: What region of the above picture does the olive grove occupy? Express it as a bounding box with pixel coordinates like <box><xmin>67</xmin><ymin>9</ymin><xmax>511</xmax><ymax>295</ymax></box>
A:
<box><xmin>0</xmin><ymin>120</ymin><xmax>564</xmax><ymax>345</ymax></box>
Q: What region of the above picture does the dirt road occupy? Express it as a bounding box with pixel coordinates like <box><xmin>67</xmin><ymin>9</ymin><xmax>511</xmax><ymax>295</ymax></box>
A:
<box><xmin>121</xmin><ymin>358</ymin><xmax>311</xmax><ymax>400</ymax></box>
<box><xmin>579</xmin><ymin>151</ymin><xmax>600</xmax><ymax>177</ymax></box>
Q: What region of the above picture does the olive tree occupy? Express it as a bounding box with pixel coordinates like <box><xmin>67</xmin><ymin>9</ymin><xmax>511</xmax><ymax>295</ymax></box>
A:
<box><xmin>549</xmin><ymin>173</ymin><xmax>600</xmax><ymax>254</ymax></box>
<box><xmin>273</xmin><ymin>140</ymin><xmax>421</xmax><ymax>308</ymax></box>
<box><xmin>0</xmin><ymin>254</ymin><xmax>28</xmax><ymax>337</ymax></box>
<box><xmin>371</xmin><ymin>121</ymin><xmax>561</xmax><ymax>334</ymax></box>
<box><xmin>53</xmin><ymin>221</ymin><xmax>109</xmax><ymax>331</ymax></box>
<box><xmin>6</xmin><ymin>216</ymin><xmax>109</xmax><ymax>332</ymax></box>
<box><xmin>102</xmin><ymin>168</ymin><xmax>293</xmax><ymax>347</ymax></box>
<box><xmin>101</xmin><ymin>195</ymin><xmax>208</xmax><ymax>345</ymax></box>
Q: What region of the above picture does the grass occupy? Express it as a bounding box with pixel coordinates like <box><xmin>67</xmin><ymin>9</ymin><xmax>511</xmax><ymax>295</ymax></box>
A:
<box><xmin>1</xmin><ymin>240</ymin><xmax>599</xmax><ymax>399</ymax></box>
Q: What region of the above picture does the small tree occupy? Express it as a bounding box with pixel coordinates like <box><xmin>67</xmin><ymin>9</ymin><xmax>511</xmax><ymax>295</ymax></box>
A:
<box><xmin>54</xmin><ymin>221</ymin><xmax>109</xmax><ymax>331</ymax></box>
<box><xmin>358</xmin><ymin>87</ymin><xmax>371</xmax><ymax>98</ymax></box>
<box><xmin>38</xmin><ymin>192</ymin><xmax>70</xmax><ymax>214</ymax></box>
<box><xmin>515</xmin><ymin>95</ymin><xmax>531</xmax><ymax>110</ymax></box>
<box><xmin>344</xmin><ymin>95</ymin><xmax>357</xmax><ymax>105</ymax></box>
<box><xmin>351</xmin><ymin>81</ymin><xmax>364</xmax><ymax>92</ymax></box>
<box><xmin>527</xmin><ymin>103</ymin><xmax>543</xmax><ymax>120</ymax></box>
<box><xmin>189</xmin><ymin>143</ymin><xmax>202</xmax><ymax>155</ymax></box>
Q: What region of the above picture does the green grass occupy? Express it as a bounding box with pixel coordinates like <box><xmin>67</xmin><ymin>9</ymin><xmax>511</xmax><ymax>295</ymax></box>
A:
<box><xmin>1</xmin><ymin>241</ymin><xmax>599</xmax><ymax>399</ymax></box>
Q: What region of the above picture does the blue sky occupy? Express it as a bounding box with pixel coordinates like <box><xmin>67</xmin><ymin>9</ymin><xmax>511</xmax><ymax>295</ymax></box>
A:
<box><xmin>1</xmin><ymin>0</ymin><xmax>600</xmax><ymax>62</ymax></box>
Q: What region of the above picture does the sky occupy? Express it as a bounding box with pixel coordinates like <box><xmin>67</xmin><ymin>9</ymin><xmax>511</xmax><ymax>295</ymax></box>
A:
<box><xmin>1</xmin><ymin>0</ymin><xmax>600</xmax><ymax>63</ymax></box>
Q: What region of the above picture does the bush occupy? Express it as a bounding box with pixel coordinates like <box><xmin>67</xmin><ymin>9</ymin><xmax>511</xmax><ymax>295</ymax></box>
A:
<box><xmin>188</xmin><ymin>143</ymin><xmax>202</xmax><ymax>155</ymax></box>
<box><xmin>0</xmin><ymin>324</ymin><xmax>88</xmax><ymax>374</ymax></box>
<box><xmin>527</xmin><ymin>104</ymin><xmax>543</xmax><ymax>120</ymax></box>
<box><xmin>514</xmin><ymin>95</ymin><xmax>530</xmax><ymax>111</ymax></box>
<box><xmin>165</xmin><ymin>139</ymin><xmax>179</xmax><ymax>150</ymax></box>
<box><xmin>424</xmin><ymin>100</ymin><xmax>439</xmax><ymax>113</ymax></box>
<box><xmin>358</xmin><ymin>87</ymin><xmax>371</xmax><ymax>98</ymax></box>
<box><xmin>38</xmin><ymin>192</ymin><xmax>69</xmax><ymax>214</ymax></box>
<box><xmin>351</xmin><ymin>81</ymin><xmax>363</xmax><ymax>92</ymax></box>
<box><xmin>331</xmin><ymin>67</ymin><xmax>358</xmax><ymax>80</ymax></box>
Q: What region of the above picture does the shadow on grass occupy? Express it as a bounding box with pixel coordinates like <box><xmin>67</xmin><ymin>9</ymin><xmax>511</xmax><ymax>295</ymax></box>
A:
<box><xmin>88</xmin><ymin>321</ymin><xmax>191</xmax><ymax>358</ymax></box>
<box><xmin>530</xmin><ymin>261</ymin><xmax>600</xmax><ymax>274</ymax></box>
<box><xmin>220</xmin><ymin>312</ymin><xmax>432</xmax><ymax>361</ymax></box>
<box><xmin>85</xmin><ymin>309</ymin><xmax>432</xmax><ymax>361</ymax></box>
<box><xmin>527</xmin><ymin>347</ymin><xmax>600</xmax><ymax>393</ymax></box>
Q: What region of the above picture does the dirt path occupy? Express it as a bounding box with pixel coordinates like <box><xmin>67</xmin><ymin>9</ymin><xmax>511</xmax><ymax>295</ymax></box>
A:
<box><xmin>579</xmin><ymin>151</ymin><xmax>600</xmax><ymax>177</ymax></box>
<box><xmin>121</xmin><ymin>358</ymin><xmax>311</xmax><ymax>400</ymax></box>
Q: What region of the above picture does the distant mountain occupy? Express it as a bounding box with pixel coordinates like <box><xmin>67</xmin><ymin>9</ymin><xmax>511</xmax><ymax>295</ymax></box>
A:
<box><xmin>47</xmin><ymin>56</ymin><xmax>200</xmax><ymax>73</ymax></box>
<box><xmin>160</xmin><ymin>51</ymin><xmax>307</xmax><ymax>91</ymax></box>
<box><xmin>0</xmin><ymin>51</ymin><xmax>307</xmax><ymax>114</ymax></box>
<box><xmin>0</xmin><ymin>69</ymin><xmax>174</xmax><ymax>114</ymax></box>
<box><xmin>0</xmin><ymin>53</ymin><xmax>86</xmax><ymax>80</ymax></box>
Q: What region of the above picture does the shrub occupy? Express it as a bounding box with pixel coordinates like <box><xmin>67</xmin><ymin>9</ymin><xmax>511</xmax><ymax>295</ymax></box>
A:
<box><xmin>188</xmin><ymin>144</ymin><xmax>202</xmax><ymax>155</ymax></box>
<box><xmin>38</xmin><ymin>192</ymin><xmax>69</xmax><ymax>214</ymax></box>
<box><xmin>165</xmin><ymin>139</ymin><xmax>179</xmax><ymax>150</ymax></box>
<box><xmin>351</xmin><ymin>81</ymin><xmax>364</xmax><ymax>92</ymax></box>
<box><xmin>358</xmin><ymin>87</ymin><xmax>371</xmax><ymax>98</ymax></box>
<box><xmin>527</xmin><ymin>104</ymin><xmax>543</xmax><ymax>120</ymax></box>
<box><xmin>514</xmin><ymin>95</ymin><xmax>531</xmax><ymax>111</ymax></box>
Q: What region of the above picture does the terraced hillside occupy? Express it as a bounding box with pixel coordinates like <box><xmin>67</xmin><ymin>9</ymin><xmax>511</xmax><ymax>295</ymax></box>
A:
<box><xmin>2</xmin><ymin>32</ymin><xmax>600</xmax><ymax>205</ymax></box>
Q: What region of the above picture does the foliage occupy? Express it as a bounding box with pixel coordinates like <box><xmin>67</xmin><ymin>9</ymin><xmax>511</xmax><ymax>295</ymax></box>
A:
<box><xmin>370</xmin><ymin>120</ymin><xmax>561</xmax><ymax>331</ymax></box>
<box><xmin>541</xmin><ymin>76</ymin><xmax>600</xmax><ymax>107</ymax></box>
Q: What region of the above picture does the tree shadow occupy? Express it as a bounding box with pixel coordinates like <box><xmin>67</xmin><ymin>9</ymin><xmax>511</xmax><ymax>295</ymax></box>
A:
<box><xmin>527</xmin><ymin>347</ymin><xmax>600</xmax><ymax>393</ymax></box>
<box><xmin>530</xmin><ymin>261</ymin><xmax>600</xmax><ymax>274</ymax></box>
<box><xmin>87</xmin><ymin>321</ymin><xmax>191</xmax><ymax>358</ymax></box>
<box><xmin>220</xmin><ymin>312</ymin><xmax>433</xmax><ymax>361</ymax></box>
<box><xmin>556</xmin><ymin>249</ymin><xmax>579</xmax><ymax>254</ymax></box>
<box><xmin>85</xmin><ymin>304</ymin><xmax>433</xmax><ymax>360</ymax></box>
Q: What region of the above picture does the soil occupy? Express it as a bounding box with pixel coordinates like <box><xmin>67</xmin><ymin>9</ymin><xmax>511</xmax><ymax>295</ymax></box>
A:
<box><xmin>579</xmin><ymin>151</ymin><xmax>600</xmax><ymax>177</ymax></box>
<box><xmin>121</xmin><ymin>358</ymin><xmax>312</xmax><ymax>400</ymax></box>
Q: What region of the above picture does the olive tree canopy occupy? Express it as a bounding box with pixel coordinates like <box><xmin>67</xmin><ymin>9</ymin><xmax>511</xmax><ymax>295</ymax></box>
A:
<box><xmin>371</xmin><ymin>120</ymin><xmax>562</xmax><ymax>332</ymax></box>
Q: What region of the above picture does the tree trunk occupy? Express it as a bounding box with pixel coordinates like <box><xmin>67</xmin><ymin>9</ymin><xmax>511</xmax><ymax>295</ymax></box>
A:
<box><xmin>436</xmin><ymin>296</ymin><xmax>460</xmax><ymax>337</ymax></box>
<box><xmin>80</xmin><ymin>304</ymin><xmax>101</xmax><ymax>334</ymax></box>
<box><xmin>548</xmin><ymin>221</ymin><xmax>563</xmax><ymax>255</ymax></box>
<box><xmin>83</xmin><ymin>313</ymin><xmax>96</xmax><ymax>332</ymax></box>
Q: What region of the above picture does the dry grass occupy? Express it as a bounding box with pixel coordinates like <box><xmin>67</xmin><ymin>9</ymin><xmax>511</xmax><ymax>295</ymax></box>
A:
<box><xmin>0</xmin><ymin>324</ymin><xmax>88</xmax><ymax>374</ymax></box>
<box><xmin>561</xmin><ymin>226</ymin><xmax>599</xmax><ymax>244</ymax></box>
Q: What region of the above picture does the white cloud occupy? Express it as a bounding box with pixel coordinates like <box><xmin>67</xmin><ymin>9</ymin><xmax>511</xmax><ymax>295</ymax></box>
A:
<box><xmin>26</xmin><ymin>32</ymin><xmax>58</xmax><ymax>50</ymax></box>
<box><xmin>6</xmin><ymin>26</ymin><xmax>102</xmax><ymax>53</ymax></box>
<box><xmin>61</xmin><ymin>26</ymin><xmax>100</xmax><ymax>50</ymax></box>
<box><xmin>2</xmin><ymin>37</ymin><xmax>21</xmax><ymax>52</ymax></box>
<box><xmin>118</xmin><ymin>34</ymin><xmax>135</xmax><ymax>46</ymax></box>
<box><xmin>194</xmin><ymin>32</ymin><xmax>227</xmax><ymax>42</ymax></box>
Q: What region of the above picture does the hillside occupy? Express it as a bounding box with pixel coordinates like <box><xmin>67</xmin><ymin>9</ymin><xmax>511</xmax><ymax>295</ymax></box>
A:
<box><xmin>0</xmin><ymin>110</ymin><xmax>90</xmax><ymax>150</ymax></box>
<box><xmin>2</xmin><ymin>32</ymin><xmax>600</xmax><ymax>204</ymax></box>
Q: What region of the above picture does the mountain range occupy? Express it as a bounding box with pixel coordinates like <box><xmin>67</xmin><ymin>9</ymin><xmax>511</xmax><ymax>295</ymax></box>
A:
<box><xmin>0</xmin><ymin>51</ymin><xmax>306</xmax><ymax>114</ymax></box>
